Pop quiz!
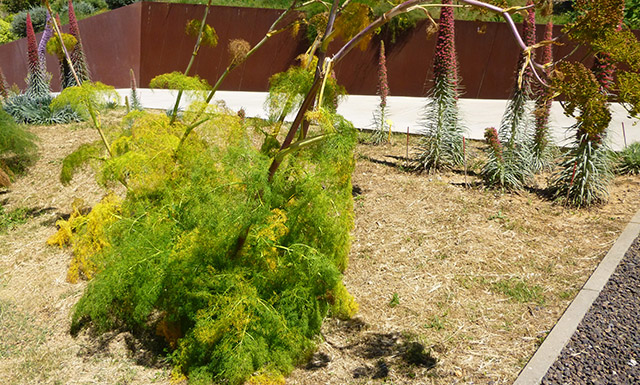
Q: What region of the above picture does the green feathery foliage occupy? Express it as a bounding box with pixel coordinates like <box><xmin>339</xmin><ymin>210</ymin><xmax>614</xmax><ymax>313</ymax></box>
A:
<box><xmin>0</xmin><ymin>109</ymin><xmax>38</xmax><ymax>174</ymax></box>
<box><xmin>66</xmin><ymin>105</ymin><xmax>358</xmax><ymax>383</ymax></box>
<box><xmin>50</xmin><ymin>81</ymin><xmax>119</xmax><ymax>121</ymax></box>
<box><xmin>150</xmin><ymin>72</ymin><xmax>212</xmax><ymax>91</ymax></box>
<box><xmin>60</xmin><ymin>141</ymin><xmax>103</xmax><ymax>185</ymax></box>
<box><xmin>616</xmin><ymin>142</ymin><xmax>640</xmax><ymax>175</ymax></box>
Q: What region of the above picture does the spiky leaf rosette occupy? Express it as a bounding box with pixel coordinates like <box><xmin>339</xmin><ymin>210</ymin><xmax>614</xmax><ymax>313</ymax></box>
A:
<box><xmin>531</xmin><ymin>20</ymin><xmax>555</xmax><ymax>173</ymax></box>
<box><xmin>370</xmin><ymin>41</ymin><xmax>391</xmax><ymax>145</ymax></box>
<box><xmin>549</xmin><ymin>62</ymin><xmax>612</xmax><ymax>206</ymax></box>
<box><xmin>482</xmin><ymin>126</ymin><xmax>532</xmax><ymax>191</ymax></box>
<box><xmin>413</xmin><ymin>0</ymin><xmax>463</xmax><ymax>171</ymax></box>
<box><xmin>25</xmin><ymin>13</ymin><xmax>50</xmax><ymax>99</ymax></box>
<box><xmin>489</xmin><ymin>3</ymin><xmax>537</xmax><ymax>187</ymax></box>
<box><xmin>68</xmin><ymin>0</ymin><xmax>91</xmax><ymax>84</ymax></box>
<box><xmin>38</xmin><ymin>12</ymin><xmax>53</xmax><ymax>72</ymax></box>
<box><xmin>3</xmin><ymin>93</ymin><xmax>82</xmax><ymax>125</ymax></box>
<box><xmin>550</xmin><ymin>132</ymin><xmax>613</xmax><ymax>207</ymax></box>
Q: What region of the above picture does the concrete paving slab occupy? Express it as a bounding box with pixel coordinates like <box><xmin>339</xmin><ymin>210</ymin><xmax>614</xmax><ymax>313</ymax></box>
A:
<box><xmin>117</xmin><ymin>89</ymin><xmax>639</xmax><ymax>151</ymax></box>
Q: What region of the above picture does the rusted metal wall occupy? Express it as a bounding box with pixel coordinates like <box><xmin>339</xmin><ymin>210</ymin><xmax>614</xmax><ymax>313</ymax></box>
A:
<box><xmin>0</xmin><ymin>3</ymin><xmax>141</xmax><ymax>91</ymax></box>
<box><xmin>138</xmin><ymin>2</ymin><xmax>306</xmax><ymax>91</ymax></box>
<box><xmin>0</xmin><ymin>1</ymin><xmax>590</xmax><ymax>98</ymax></box>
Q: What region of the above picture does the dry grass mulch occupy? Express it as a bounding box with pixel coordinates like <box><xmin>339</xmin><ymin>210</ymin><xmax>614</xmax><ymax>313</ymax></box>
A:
<box><xmin>1</xmin><ymin>120</ymin><xmax>639</xmax><ymax>385</ymax></box>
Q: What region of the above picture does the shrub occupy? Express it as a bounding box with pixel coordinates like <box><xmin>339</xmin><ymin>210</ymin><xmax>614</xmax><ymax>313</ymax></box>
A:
<box><xmin>0</xmin><ymin>19</ymin><xmax>16</xmax><ymax>44</ymax></box>
<box><xmin>105</xmin><ymin>0</ymin><xmax>139</xmax><ymax>10</ymax></box>
<box><xmin>0</xmin><ymin>0</ymin><xmax>41</xmax><ymax>14</ymax></box>
<box><xmin>10</xmin><ymin>7</ymin><xmax>48</xmax><ymax>37</ymax></box>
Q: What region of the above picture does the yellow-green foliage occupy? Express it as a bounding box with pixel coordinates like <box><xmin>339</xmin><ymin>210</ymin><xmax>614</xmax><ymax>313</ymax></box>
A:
<box><xmin>70</xmin><ymin>105</ymin><xmax>358</xmax><ymax>384</ymax></box>
<box><xmin>551</xmin><ymin>62</ymin><xmax>610</xmax><ymax>140</ymax></box>
<box><xmin>0</xmin><ymin>19</ymin><xmax>15</xmax><ymax>44</ymax></box>
<box><xmin>266</xmin><ymin>57</ymin><xmax>345</xmax><ymax>121</ymax></box>
<box><xmin>50</xmin><ymin>81</ymin><xmax>119</xmax><ymax>120</ymax></box>
<box><xmin>46</xmin><ymin>32</ymin><xmax>78</xmax><ymax>60</ymax></box>
<box><xmin>185</xmin><ymin>19</ymin><xmax>218</xmax><ymax>47</ymax></box>
<box><xmin>617</xmin><ymin>71</ymin><xmax>640</xmax><ymax>118</ymax></box>
<box><xmin>149</xmin><ymin>72</ymin><xmax>211</xmax><ymax>91</ymax></box>
<box><xmin>47</xmin><ymin>192</ymin><xmax>122</xmax><ymax>283</ymax></box>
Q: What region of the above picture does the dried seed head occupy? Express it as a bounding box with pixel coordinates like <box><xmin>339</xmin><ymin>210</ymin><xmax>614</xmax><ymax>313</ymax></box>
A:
<box><xmin>228</xmin><ymin>39</ymin><xmax>251</xmax><ymax>66</ymax></box>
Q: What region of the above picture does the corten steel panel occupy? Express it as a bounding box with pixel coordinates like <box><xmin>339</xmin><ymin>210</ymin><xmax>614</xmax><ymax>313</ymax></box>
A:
<box><xmin>0</xmin><ymin>3</ymin><xmax>141</xmax><ymax>91</ymax></box>
<box><xmin>0</xmin><ymin>2</ymin><xmax>609</xmax><ymax>99</ymax></box>
<box><xmin>138</xmin><ymin>2</ymin><xmax>306</xmax><ymax>91</ymax></box>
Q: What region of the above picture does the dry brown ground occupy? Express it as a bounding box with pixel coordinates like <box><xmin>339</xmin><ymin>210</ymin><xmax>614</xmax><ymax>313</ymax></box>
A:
<box><xmin>1</xmin><ymin>119</ymin><xmax>639</xmax><ymax>385</ymax></box>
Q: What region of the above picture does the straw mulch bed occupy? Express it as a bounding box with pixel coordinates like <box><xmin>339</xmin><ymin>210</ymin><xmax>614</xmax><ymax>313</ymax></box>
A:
<box><xmin>1</xmin><ymin>120</ymin><xmax>639</xmax><ymax>384</ymax></box>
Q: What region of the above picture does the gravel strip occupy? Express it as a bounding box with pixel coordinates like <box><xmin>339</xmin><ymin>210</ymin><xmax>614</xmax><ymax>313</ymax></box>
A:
<box><xmin>541</xmin><ymin>236</ymin><xmax>640</xmax><ymax>385</ymax></box>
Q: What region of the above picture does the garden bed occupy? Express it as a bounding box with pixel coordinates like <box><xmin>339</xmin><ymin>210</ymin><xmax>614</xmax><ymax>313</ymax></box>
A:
<box><xmin>1</xmin><ymin>114</ymin><xmax>639</xmax><ymax>384</ymax></box>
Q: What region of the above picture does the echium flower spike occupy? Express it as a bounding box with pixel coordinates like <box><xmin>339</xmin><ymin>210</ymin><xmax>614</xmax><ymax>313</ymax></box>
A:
<box><xmin>377</xmin><ymin>41</ymin><xmax>388</xmax><ymax>109</ymax></box>
<box><xmin>25</xmin><ymin>13</ymin><xmax>50</xmax><ymax>98</ymax></box>
<box><xmin>26</xmin><ymin>14</ymin><xmax>39</xmax><ymax>75</ymax></box>
<box><xmin>433</xmin><ymin>0</ymin><xmax>457</xmax><ymax>87</ymax></box>
<box><xmin>484</xmin><ymin>127</ymin><xmax>503</xmax><ymax>162</ymax></box>
<box><xmin>38</xmin><ymin>12</ymin><xmax>54</xmax><ymax>72</ymax></box>
<box><xmin>413</xmin><ymin>0</ymin><xmax>464</xmax><ymax>171</ymax></box>
<box><xmin>370</xmin><ymin>40</ymin><xmax>391</xmax><ymax>144</ymax></box>
<box><xmin>68</xmin><ymin>0</ymin><xmax>91</xmax><ymax>83</ymax></box>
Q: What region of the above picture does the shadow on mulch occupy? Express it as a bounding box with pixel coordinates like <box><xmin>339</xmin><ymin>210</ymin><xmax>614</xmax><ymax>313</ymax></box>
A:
<box><xmin>312</xmin><ymin>318</ymin><xmax>437</xmax><ymax>380</ymax></box>
<box><xmin>75</xmin><ymin>326</ymin><xmax>170</xmax><ymax>369</ymax></box>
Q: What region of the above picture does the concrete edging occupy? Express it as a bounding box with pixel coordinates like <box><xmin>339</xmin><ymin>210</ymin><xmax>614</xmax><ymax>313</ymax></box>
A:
<box><xmin>513</xmin><ymin>209</ymin><xmax>640</xmax><ymax>385</ymax></box>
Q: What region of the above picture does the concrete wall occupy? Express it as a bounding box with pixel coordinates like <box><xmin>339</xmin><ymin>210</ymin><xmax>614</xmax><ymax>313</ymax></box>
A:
<box><xmin>0</xmin><ymin>2</ymin><xmax>589</xmax><ymax>98</ymax></box>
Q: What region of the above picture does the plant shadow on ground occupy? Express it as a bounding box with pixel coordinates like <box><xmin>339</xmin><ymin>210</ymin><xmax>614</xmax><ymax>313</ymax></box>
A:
<box><xmin>305</xmin><ymin>318</ymin><xmax>437</xmax><ymax>381</ymax></box>
<box><xmin>74</xmin><ymin>326</ymin><xmax>170</xmax><ymax>369</ymax></box>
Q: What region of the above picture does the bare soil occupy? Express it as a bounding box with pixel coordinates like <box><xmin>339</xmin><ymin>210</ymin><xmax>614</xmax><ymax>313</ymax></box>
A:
<box><xmin>1</xmin><ymin>120</ymin><xmax>639</xmax><ymax>385</ymax></box>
